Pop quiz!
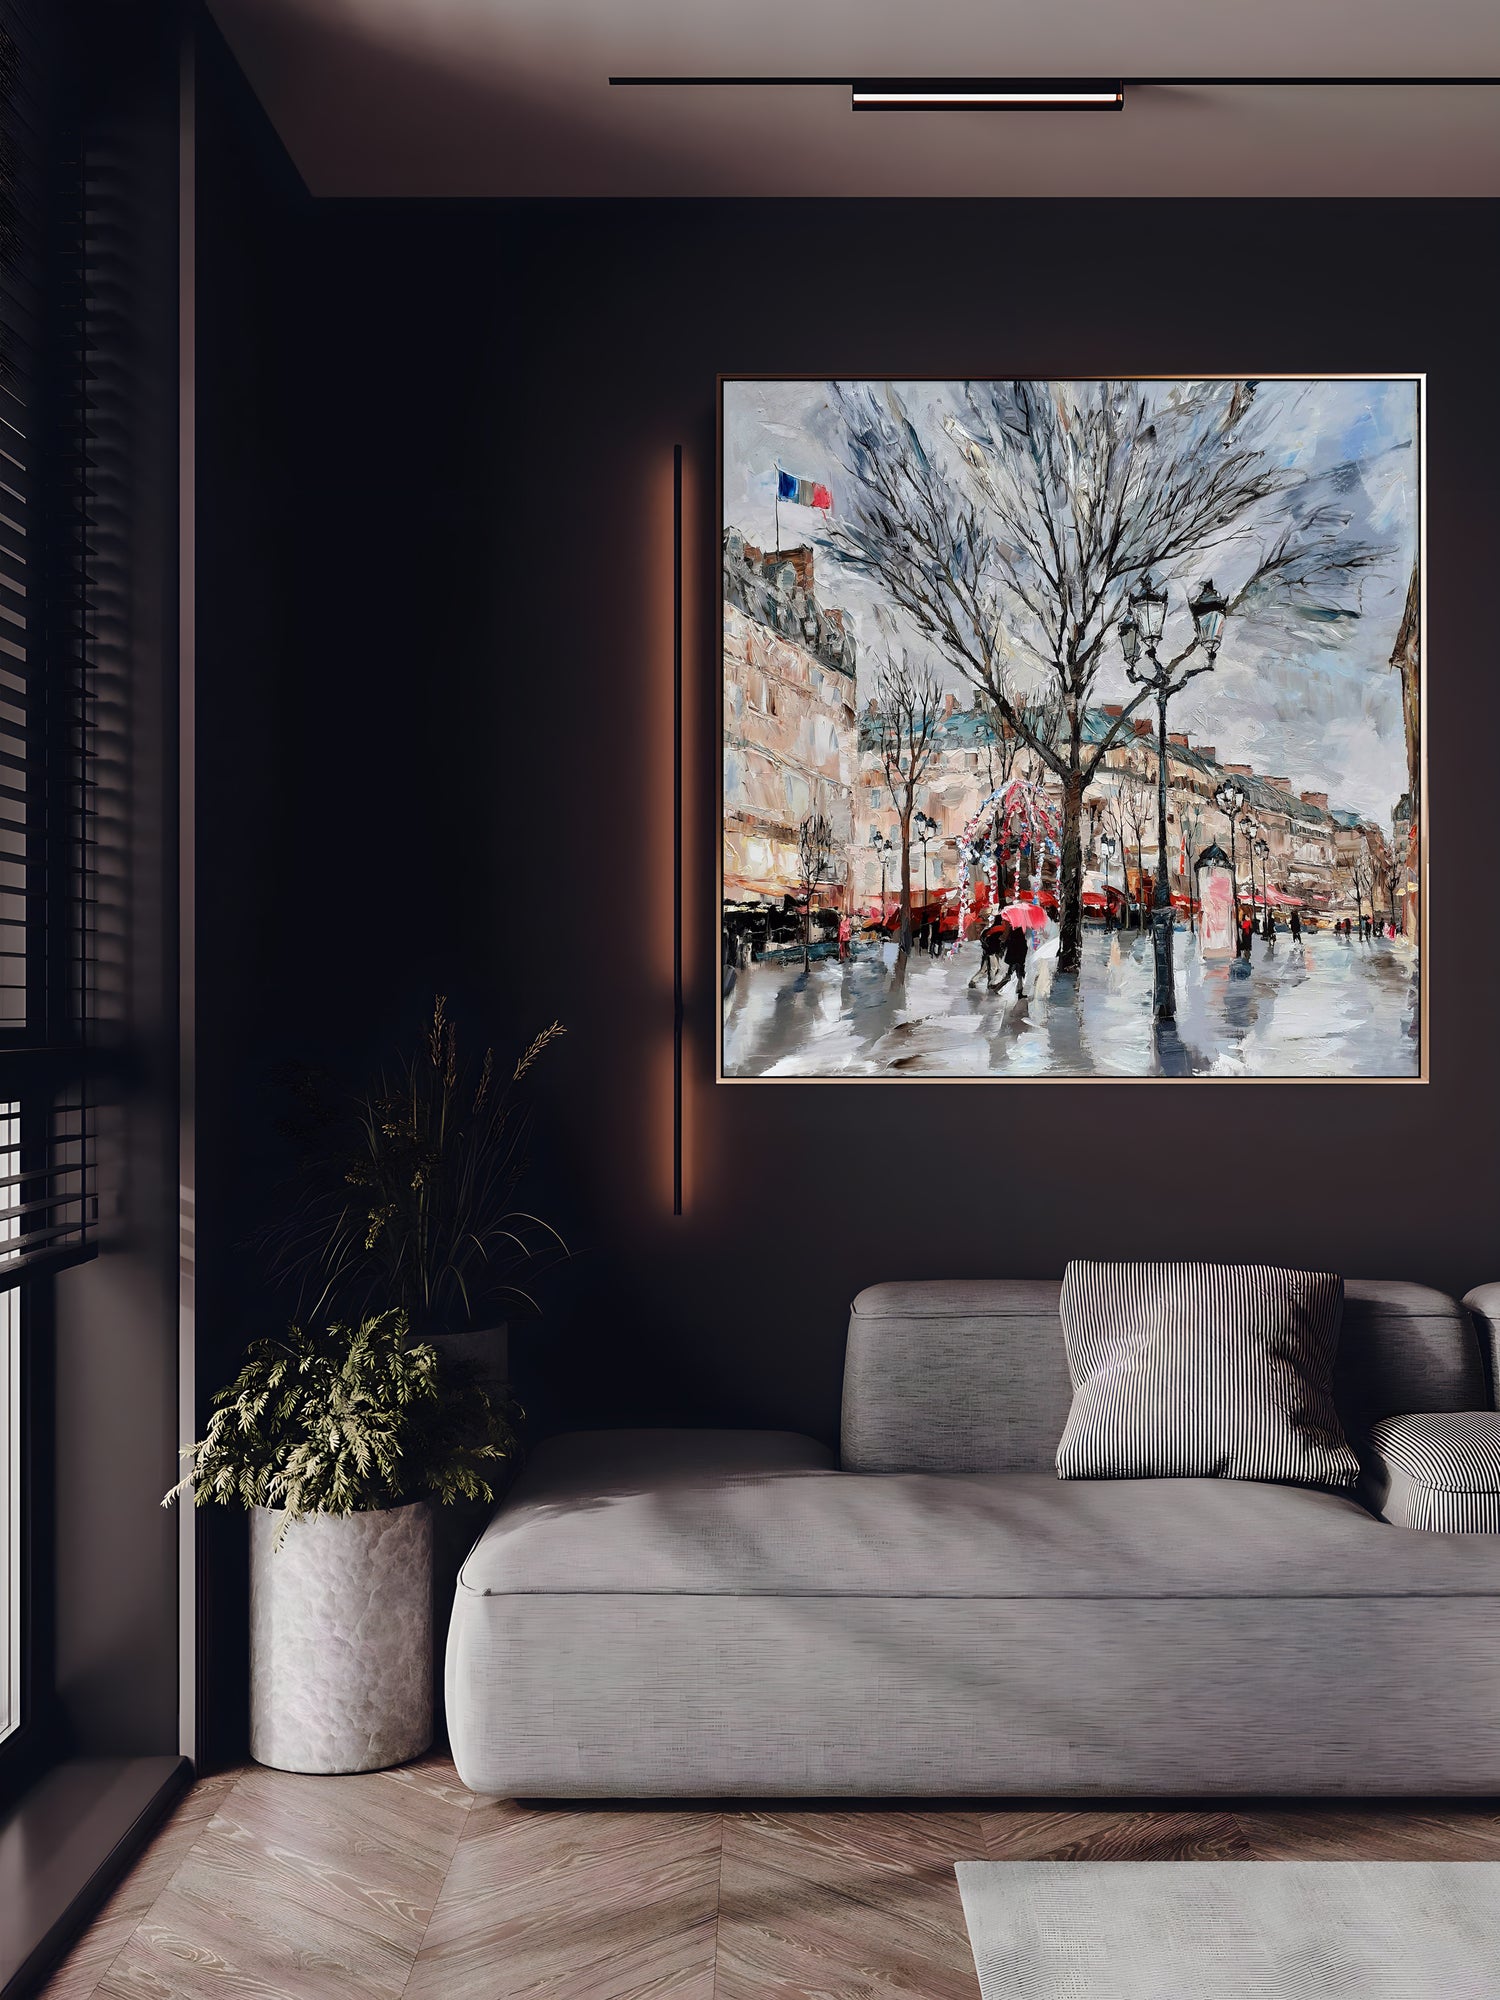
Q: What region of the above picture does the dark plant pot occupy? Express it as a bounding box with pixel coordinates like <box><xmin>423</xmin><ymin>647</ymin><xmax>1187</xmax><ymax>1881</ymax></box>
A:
<box><xmin>430</xmin><ymin>1323</ymin><xmax>508</xmax><ymax>1400</ymax></box>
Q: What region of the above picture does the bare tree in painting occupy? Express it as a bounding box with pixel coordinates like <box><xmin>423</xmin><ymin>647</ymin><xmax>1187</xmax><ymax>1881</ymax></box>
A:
<box><xmin>978</xmin><ymin>696</ymin><xmax>1022</xmax><ymax>794</ymax></box>
<box><xmin>797</xmin><ymin>812</ymin><xmax>833</xmax><ymax>971</ymax></box>
<box><xmin>1115</xmin><ymin>770</ymin><xmax>1156</xmax><ymax>933</ymax></box>
<box><xmin>874</xmin><ymin>652</ymin><xmax>942</xmax><ymax>961</ymax></box>
<box><xmin>822</xmin><ymin>379</ymin><xmax>1388</xmax><ymax>978</ymax></box>
<box><xmin>1098</xmin><ymin>789</ymin><xmax>1132</xmax><ymax>930</ymax></box>
<box><xmin>986</xmin><ymin>672</ymin><xmax>1064</xmax><ymax>790</ymax></box>
<box><xmin>975</xmin><ymin>674</ymin><xmax>1065</xmax><ymax>909</ymax></box>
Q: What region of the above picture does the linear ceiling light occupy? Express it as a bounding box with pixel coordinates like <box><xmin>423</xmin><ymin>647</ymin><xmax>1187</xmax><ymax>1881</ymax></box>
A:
<box><xmin>851</xmin><ymin>79</ymin><xmax>1123</xmax><ymax>110</ymax></box>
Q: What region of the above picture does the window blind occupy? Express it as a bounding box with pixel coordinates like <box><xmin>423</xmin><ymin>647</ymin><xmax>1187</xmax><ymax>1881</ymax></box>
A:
<box><xmin>0</xmin><ymin>0</ymin><xmax>96</xmax><ymax>1279</ymax></box>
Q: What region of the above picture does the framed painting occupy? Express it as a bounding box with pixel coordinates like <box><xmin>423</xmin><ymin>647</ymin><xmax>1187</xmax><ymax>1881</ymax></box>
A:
<box><xmin>719</xmin><ymin>376</ymin><xmax>1424</xmax><ymax>1083</ymax></box>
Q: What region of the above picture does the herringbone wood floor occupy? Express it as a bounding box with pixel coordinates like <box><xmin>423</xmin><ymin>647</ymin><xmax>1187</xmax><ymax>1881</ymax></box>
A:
<box><xmin>38</xmin><ymin>1757</ymin><xmax>1500</xmax><ymax>2000</ymax></box>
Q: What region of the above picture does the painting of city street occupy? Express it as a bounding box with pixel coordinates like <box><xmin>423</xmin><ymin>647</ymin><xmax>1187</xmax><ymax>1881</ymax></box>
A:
<box><xmin>721</xmin><ymin>377</ymin><xmax>1423</xmax><ymax>1082</ymax></box>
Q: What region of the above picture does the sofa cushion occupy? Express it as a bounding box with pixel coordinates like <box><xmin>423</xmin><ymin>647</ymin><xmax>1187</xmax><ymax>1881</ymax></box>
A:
<box><xmin>457</xmin><ymin>1430</ymin><xmax>1500</xmax><ymax>1602</ymax></box>
<box><xmin>1368</xmin><ymin>1413</ymin><xmax>1500</xmax><ymax>1531</ymax></box>
<box><xmin>843</xmin><ymin>1280</ymin><xmax>1074</xmax><ymax>1473</ymax></box>
<box><xmin>1056</xmin><ymin>1262</ymin><xmax>1359</xmax><ymax>1488</ymax></box>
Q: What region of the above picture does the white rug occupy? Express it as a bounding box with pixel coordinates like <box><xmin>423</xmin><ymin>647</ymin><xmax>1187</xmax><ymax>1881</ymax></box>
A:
<box><xmin>955</xmin><ymin>1860</ymin><xmax>1500</xmax><ymax>1999</ymax></box>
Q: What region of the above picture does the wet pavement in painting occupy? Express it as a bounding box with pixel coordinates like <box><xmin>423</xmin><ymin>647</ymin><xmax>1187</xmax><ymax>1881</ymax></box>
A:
<box><xmin>722</xmin><ymin>929</ymin><xmax>1421</xmax><ymax>1079</ymax></box>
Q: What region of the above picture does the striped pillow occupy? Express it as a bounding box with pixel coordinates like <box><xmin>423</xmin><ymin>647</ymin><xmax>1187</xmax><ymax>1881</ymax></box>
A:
<box><xmin>1368</xmin><ymin>1413</ymin><xmax>1500</xmax><ymax>1531</ymax></box>
<box><xmin>1055</xmin><ymin>1261</ymin><xmax>1359</xmax><ymax>1487</ymax></box>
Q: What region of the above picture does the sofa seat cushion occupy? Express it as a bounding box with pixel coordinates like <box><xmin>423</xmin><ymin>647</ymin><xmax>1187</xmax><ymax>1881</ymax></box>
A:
<box><xmin>457</xmin><ymin>1429</ymin><xmax>1500</xmax><ymax>1603</ymax></box>
<box><xmin>1368</xmin><ymin>1414</ymin><xmax>1500</xmax><ymax>1531</ymax></box>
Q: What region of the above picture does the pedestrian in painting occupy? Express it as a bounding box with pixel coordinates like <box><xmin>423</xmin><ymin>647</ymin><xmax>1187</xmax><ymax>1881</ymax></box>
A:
<box><xmin>1290</xmin><ymin>908</ymin><xmax>1302</xmax><ymax>944</ymax></box>
<box><xmin>1238</xmin><ymin>909</ymin><xmax>1255</xmax><ymax>957</ymax></box>
<box><xmin>995</xmin><ymin>920</ymin><xmax>1029</xmax><ymax>995</ymax></box>
<box><xmin>1265</xmin><ymin>912</ymin><xmax>1278</xmax><ymax>947</ymax></box>
<box><xmin>838</xmin><ymin>912</ymin><xmax>852</xmax><ymax>961</ymax></box>
<box><xmin>970</xmin><ymin>918</ymin><xmax>1007</xmax><ymax>990</ymax></box>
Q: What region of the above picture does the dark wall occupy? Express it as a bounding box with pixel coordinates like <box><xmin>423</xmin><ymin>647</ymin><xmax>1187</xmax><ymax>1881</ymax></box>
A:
<box><xmin>187</xmin><ymin>192</ymin><xmax>1500</xmax><ymax>1463</ymax></box>
<box><xmin>186</xmin><ymin>70</ymin><xmax>1500</xmax><ymax>1749</ymax></box>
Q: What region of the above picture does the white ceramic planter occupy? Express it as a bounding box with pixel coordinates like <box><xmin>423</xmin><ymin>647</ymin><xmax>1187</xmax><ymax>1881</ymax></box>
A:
<box><xmin>249</xmin><ymin>1500</ymin><xmax>433</xmax><ymax>1774</ymax></box>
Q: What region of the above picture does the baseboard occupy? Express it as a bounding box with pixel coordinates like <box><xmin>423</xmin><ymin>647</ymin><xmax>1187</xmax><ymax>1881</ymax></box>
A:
<box><xmin>0</xmin><ymin>1753</ymin><xmax>191</xmax><ymax>1998</ymax></box>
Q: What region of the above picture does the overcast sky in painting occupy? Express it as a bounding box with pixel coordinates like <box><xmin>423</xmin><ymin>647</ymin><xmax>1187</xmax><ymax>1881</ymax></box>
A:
<box><xmin>723</xmin><ymin>378</ymin><xmax>1420</xmax><ymax>825</ymax></box>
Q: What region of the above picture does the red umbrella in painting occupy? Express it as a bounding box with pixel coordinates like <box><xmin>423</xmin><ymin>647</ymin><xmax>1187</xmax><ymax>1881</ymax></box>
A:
<box><xmin>1000</xmin><ymin>902</ymin><xmax>1050</xmax><ymax>930</ymax></box>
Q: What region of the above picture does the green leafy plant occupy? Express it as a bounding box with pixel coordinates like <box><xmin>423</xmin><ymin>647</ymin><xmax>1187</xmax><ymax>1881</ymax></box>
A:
<box><xmin>162</xmin><ymin>1310</ymin><xmax>514</xmax><ymax>1542</ymax></box>
<box><xmin>263</xmin><ymin>998</ymin><xmax>566</xmax><ymax>1341</ymax></box>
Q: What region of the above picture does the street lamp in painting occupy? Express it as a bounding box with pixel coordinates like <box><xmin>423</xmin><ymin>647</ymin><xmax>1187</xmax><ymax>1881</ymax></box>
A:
<box><xmin>1098</xmin><ymin>832</ymin><xmax>1117</xmax><ymax>930</ymax></box>
<box><xmin>1119</xmin><ymin>573</ymin><xmax>1229</xmax><ymax>1022</ymax></box>
<box><xmin>870</xmin><ymin>827</ymin><xmax>895</xmax><ymax>927</ymax></box>
<box><xmin>1241</xmin><ymin>816</ymin><xmax>1259</xmax><ymax>921</ymax></box>
<box><xmin>913</xmin><ymin>809</ymin><xmax>939</xmax><ymax>927</ymax></box>
<box><xmin>1213</xmin><ymin>775</ymin><xmax>1251</xmax><ymax>947</ymax></box>
<box><xmin>1254</xmin><ymin>835</ymin><xmax>1272</xmax><ymax>935</ymax></box>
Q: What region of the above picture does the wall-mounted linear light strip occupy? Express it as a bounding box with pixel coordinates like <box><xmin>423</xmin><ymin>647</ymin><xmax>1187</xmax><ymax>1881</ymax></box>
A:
<box><xmin>672</xmin><ymin>443</ymin><xmax>683</xmax><ymax>1218</ymax></box>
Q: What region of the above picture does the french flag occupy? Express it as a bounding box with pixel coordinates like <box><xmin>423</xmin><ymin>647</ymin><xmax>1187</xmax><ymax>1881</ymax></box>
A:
<box><xmin>777</xmin><ymin>467</ymin><xmax>833</xmax><ymax>511</ymax></box>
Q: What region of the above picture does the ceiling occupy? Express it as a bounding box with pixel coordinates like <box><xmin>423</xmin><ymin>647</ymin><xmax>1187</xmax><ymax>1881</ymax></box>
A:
<box><xmin>206</xmin><ymin>0</ymin><xmax>1500</xmax><ymax>197</ymax></box>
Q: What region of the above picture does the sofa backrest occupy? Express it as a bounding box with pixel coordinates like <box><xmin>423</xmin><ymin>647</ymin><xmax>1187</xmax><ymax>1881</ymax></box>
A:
<box><xmin>840</xmin><ymin>1277</ymin><xmax>1488</xmax><ymax>1472</ymax></box>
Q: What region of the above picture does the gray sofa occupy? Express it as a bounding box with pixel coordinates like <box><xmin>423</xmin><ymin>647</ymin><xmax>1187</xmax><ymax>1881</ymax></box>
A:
<box><xmin>446</xmin><ymin>1278</ymin><xmax>1500</xmax><ymax>1798</ymax></box>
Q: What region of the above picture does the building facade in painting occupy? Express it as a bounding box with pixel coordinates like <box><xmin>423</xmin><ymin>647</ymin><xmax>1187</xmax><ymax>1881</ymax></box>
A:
<box><xmin>843</xmin><ymin>692</ymin><xmax>1392</xmax><ymax>930</ymax></box>
<box><xmin>722</xmin><ymin>534</ymin><xmax>858</xmax><ymax>915</ymax></box>
<box><xmin>1391</xmin><ymin>565</ymin><xmax>1421</xmax><ymax>938</ymax></box>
